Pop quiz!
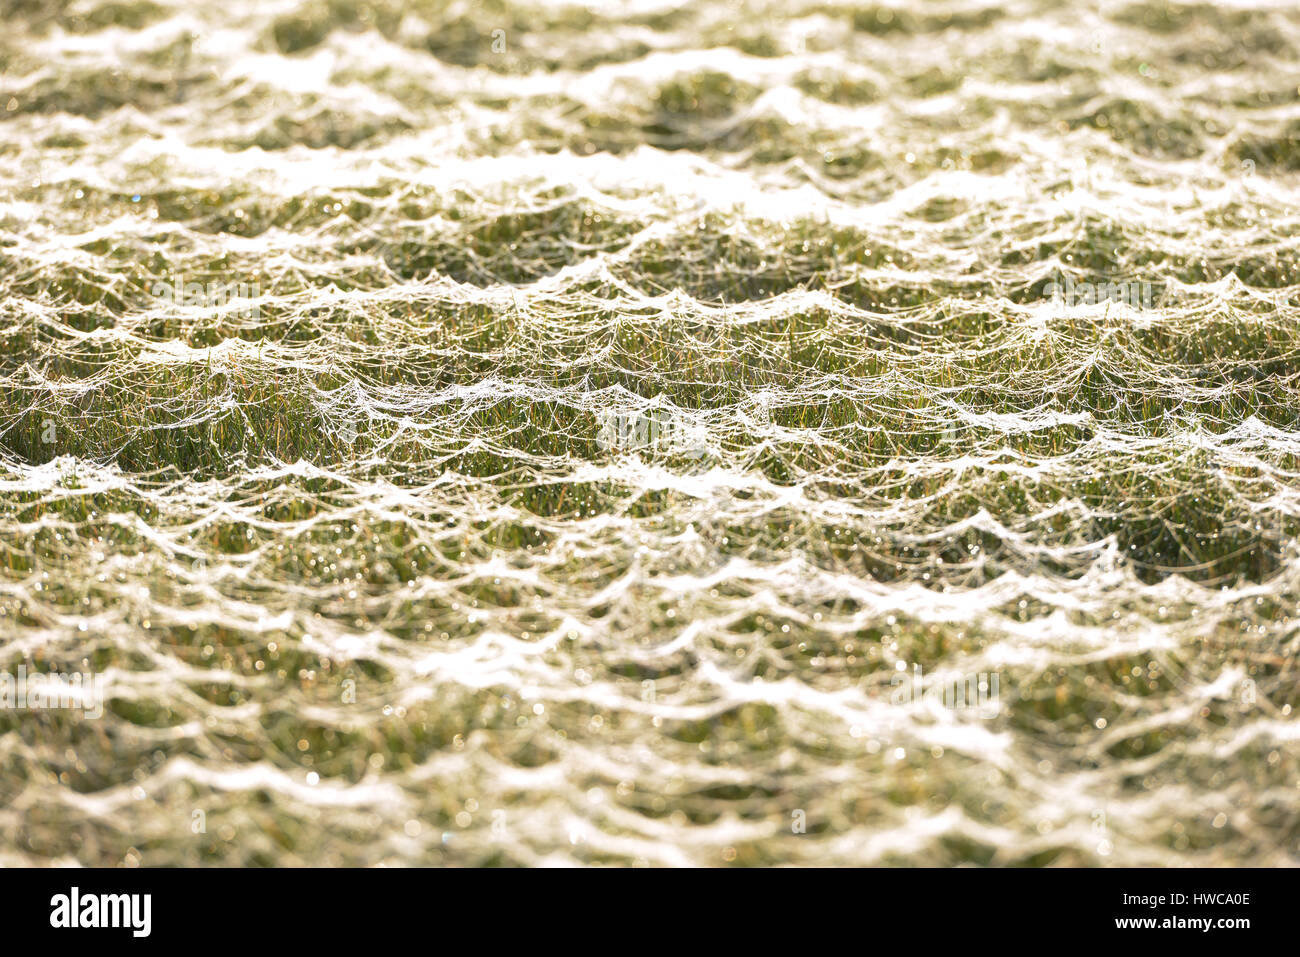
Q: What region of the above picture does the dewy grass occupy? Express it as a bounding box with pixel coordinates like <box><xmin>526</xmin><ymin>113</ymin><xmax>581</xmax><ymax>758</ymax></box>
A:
<box><xmin>0</xmin><ymin>0</ymin><xmax>1299</xmax><ymax>867</ymax></box>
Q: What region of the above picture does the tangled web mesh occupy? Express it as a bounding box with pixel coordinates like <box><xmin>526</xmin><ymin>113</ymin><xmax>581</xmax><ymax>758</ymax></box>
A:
<box><xmin>0</xmin><ymin>0</ymin><xmax>1298</xmax><ymax>865</ymax></box>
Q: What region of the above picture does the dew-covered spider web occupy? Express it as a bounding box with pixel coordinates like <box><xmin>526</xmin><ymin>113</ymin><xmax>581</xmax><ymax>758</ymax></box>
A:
<box><xmin>0</xmin><ymin>0</ymin><xmax>1298</xmax><ymax>865</ymax></box>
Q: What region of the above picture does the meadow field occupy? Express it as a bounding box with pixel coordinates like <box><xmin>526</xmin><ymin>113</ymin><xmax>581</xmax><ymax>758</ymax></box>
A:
<box><xmin>0</xmin><ymin>0</ymin><xmax>1298</xmax><ymax>865</ymax></box>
